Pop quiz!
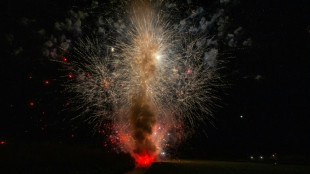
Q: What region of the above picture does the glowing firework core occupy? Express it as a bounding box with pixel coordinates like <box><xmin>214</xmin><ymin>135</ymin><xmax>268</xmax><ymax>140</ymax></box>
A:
<box><xmin>135</xmin><ymin>152</ymin><xmax>155</xmax><ymax>167</ymax></box>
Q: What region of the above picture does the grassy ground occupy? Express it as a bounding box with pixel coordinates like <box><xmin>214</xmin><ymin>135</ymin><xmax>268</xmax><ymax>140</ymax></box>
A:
<box><xmin>144</xmin><ymin>160</ymin><xmax>310</xmax><ymax>174</ymax></box>
<box><xmin>0</xmin><ymin>142</ymin><xmax>135</xmax><ymax>174</ymax></box>
<box><xmin>1</xmin><ymin>142</ymin><xmax>309</xmax><ymax>174</ymax></box>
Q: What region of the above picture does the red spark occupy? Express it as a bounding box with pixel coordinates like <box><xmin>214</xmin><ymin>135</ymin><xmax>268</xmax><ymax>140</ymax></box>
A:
<box><xmin>135</xmin><ymin>152</ymin><xmax>155</xmax><ymax>167</ymax></box>
<box><xmin>29</xmin><ymin>102</ymin><xmax>34</xmax><ymax>106</ymax></box>
<box><xmin>44</xmin><ymin>80</ymin><xmax>49</xmax><ymax>84</ymax></box>
<box><xmin>28</xmin><ymin>76</ymin><xmax>33</xmax><ymax>79</ymax></box>
<box><xmin>71</xmin><ymin>134</ymin><xmax>75</xmax><ymax>138</ymax></box>
<box><xmin>0</xmin><ymin>141</ymin><xmax>5</xmax><ymax>145</ymax></box>
<box><xmin>98</xmin><ymin>130</ymin><xmax>105</xmax><ymax>134</ymax></box>
<box><xmin>87</xmin><ymin>73</ymin><xmax>91</xmax><ymax>77</ymax></box>
<box><xmin>68</xmin><ymin>74</ymin><xmax>73</xmax><ymax>78</ymax></box>
<box><xmin>63</xmin><ymin>57</ymin><xmax>67</xmax><ymax>61</ymax></box>
<box><xmin>186</xmin><ymin>69</ymin><xmax>192</xmax><ymax>74</ymax></box>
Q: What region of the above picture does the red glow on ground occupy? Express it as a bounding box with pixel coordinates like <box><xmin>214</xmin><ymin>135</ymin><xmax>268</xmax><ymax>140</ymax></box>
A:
<box><xmin>135</xmin><ymin>152</ymin><xmax>155</xmax><ymax>167</ymax></box>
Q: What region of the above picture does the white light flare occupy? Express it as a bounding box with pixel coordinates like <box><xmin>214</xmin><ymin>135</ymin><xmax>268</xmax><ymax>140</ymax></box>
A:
<box><xmin>156</xmin><ymin>54</ymin><xmax>161</xmax><ymax>60</ymax></box>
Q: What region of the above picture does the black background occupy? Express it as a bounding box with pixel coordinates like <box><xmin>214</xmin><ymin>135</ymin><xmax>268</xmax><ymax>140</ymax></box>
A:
<box><xmin>1</xmin><ymin>0</ymin><xmax>310</xmax><ymax>160</ymax></box>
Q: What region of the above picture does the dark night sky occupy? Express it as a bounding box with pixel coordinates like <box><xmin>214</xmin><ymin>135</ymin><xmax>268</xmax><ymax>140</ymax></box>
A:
<box><xmin>1</xmin><ymin>0</ymin><xmax>310</xmax><ymax>159</ymax></box>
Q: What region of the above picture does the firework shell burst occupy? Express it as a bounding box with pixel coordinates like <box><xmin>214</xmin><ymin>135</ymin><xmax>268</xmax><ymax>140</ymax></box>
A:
<box><xmin>60</xmin><ymin>0</ymin><xmax>225</xmax><ymax>167</ymax></box>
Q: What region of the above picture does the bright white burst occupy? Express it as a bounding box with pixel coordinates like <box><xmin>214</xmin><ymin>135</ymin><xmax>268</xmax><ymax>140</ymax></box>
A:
<box><xmin>59</xmin><ymin>0</ymin><xmax>226</xmax><ymax>165</ymax></box>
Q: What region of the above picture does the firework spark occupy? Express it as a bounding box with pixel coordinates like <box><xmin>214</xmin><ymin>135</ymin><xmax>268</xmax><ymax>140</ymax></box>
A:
<box><xmin>61</xmin><ymin>0</ymin><xmax>223</xmax><ymax>167</ymax></box>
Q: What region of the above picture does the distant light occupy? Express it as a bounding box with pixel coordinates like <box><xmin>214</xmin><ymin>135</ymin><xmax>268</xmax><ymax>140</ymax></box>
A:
<box><xmin>250</xmin><ymin>156</ymin><xmax>254</xmax><ymax>159</ymax></box>
<box><xmin>186</xmin><ymin>69</ymin><xmax>192</xmax><ymax>74</ymax></box>
<box><xmin>111</xmin><ymin>47</ymin><xmax>115</xmax><ymax>52</ymax></box>
<box><xmin>160</xmin><ymin>152</ymin><xmax>166</xmax><ymax>156</ymax></box>
<box><xmin>260</xmin><ymin>155</ymin><xmax>264</xmax><ymax>159</ymax></box>
<box><xmin>240</xmin><ymin>115</ymin><xmax>243</xmax><ymax>118</ymax></box>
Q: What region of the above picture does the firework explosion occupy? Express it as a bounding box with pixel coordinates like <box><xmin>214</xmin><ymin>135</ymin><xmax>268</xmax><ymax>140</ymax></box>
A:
<box><xmin>58</xmin><ymin>0</ymin><xmax>227</xmax><ymax>167</ymax></box>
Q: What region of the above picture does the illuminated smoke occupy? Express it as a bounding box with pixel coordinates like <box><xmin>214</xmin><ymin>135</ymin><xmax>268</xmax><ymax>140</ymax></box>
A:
<box><xmin>128</xmin><ymin>0</ymin><xmax>162</xmax><ymax>165</ymax></box>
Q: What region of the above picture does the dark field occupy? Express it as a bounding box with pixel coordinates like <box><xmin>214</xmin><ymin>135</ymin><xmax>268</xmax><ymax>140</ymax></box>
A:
<box><xmin>1</xmin><ymin>143</ymin><xmax>309</xmax><ymax>174</ymax></box>
<box><xmin>145</xmin><ymin>160</ymin><xmax>310</xmax><ymax>174</ymax></box>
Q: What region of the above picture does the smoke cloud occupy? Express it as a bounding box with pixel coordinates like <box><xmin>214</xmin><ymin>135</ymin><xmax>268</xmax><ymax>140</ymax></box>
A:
<box><xmin>129</xmin><ymin>0</ymin><xmax>160</xmax><ymax>163</ymax></box>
